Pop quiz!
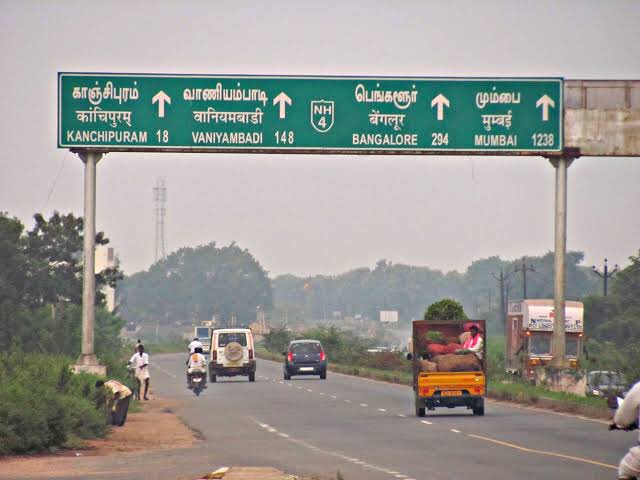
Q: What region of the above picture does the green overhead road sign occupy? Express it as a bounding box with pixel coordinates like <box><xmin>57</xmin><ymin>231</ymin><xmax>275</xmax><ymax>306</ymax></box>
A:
<box><xmin>58</xmin><ymin>73</ymin><xmax>563</xmax><ymax>154</ymax></box>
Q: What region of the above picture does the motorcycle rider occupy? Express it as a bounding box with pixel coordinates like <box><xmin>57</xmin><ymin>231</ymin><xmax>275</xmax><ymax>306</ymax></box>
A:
<box><xmin>610</xmin><ymin>380</ymin><xmax>640</xmax><ymax>479</ymax></box>
<box><xmin>188</xmin><ymin>337</ymin><xmax>203</xmax><ymax>353</ymax></box>
<box><xmin>186</xmin><ymin>346</ymin><xmax>207</xmax><ymax>388</ymax></box>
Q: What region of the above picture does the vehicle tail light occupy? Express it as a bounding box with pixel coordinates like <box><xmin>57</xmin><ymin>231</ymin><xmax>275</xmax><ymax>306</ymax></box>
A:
<box><xmin>287</xmin><ymin>351</ymin><xmax>294</xmax><ymax>362</ymax></box>
<box><xmin>249</xmin><ymin>349</ymin><xmax>254</xmax><ymax>360</ymax></box>
<box><xmin>320</xmin><ymin>350</ymin><xmax>326</xmax><ymax>361</ymax></box>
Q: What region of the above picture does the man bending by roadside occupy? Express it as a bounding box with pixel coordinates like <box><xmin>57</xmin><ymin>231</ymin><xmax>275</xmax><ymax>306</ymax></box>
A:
<box><xmin>129</xmin><ymin>344</ymin><xmax>150</xmax><ymax>400</ymax></box>
<box><xmin>96</xmin><ymin>379</ymin><xmax>133</xmax><ymax>426</ymax></box>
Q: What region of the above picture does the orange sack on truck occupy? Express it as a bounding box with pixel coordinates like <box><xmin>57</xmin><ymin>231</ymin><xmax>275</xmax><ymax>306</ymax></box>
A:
<box><xmin>432</xmin><ymin>353</ymin><xmax>482</xmax><ymax>372</ymax></box>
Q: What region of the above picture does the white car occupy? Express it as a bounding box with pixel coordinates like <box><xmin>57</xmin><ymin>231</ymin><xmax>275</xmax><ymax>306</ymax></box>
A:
<box><xmin>209</xmin><ymin>328</ymin><xmax>256</xmax><ymax>382</ymax></box>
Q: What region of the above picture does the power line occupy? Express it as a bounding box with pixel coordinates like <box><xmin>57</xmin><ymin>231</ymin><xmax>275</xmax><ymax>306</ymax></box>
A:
<box><xmin>153</xmin><ymin>178</ymin><xmax>167</xmax><ymax>262</ymax></box>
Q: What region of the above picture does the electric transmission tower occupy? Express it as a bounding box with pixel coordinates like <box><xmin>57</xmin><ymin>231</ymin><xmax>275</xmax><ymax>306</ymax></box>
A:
<box><xmin>153</xmin><ymin>178</ymin><xmax>167</xmax><ymax>262</ymax></box>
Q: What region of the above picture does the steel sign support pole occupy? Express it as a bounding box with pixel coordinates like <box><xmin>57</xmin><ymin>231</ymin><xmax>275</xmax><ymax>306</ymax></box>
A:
<box><xmin>549</xmin><ymin>156</ymin><xmax>573</xmax><ymax>368</ymax></box>
<box><xmin>74</xmin><ymin>151</ymin><xmax>106</xmax><ymax>375</ymax></box>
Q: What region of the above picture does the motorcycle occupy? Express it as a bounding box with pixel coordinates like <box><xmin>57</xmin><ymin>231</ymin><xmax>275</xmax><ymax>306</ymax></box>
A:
<box><xmin>608</xmin><ymin>395</ymin><xmax>638</xmax><ymax>432</ymax></box>
<box><xmin>188</xmin><ymin>368</ymin><xmax>207</xmax><ymax>396</ymax></box>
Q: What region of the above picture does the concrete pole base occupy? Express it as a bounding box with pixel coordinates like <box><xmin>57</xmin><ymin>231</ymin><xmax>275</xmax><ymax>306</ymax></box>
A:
<box><xmin>72</xmin><ymin>354</ymin><xmax>107</xmax><ymax>376</ymax></box>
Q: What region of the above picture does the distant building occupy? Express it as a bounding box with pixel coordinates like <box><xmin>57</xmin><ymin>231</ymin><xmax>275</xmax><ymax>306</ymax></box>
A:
<box><xmin>379</xmin><ymin>310</ymin><xmax>399</xmax><ymax>323</ymax></box>
<box><xmin>95</xmin><ymin>245</ymin><xmax>117</xmax><ymax>312</ymax></box>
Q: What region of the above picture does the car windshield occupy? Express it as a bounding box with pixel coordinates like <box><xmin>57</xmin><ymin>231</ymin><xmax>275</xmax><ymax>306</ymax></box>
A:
<box><xmin>589</xmin><ymin>372</ymin><xmax>626</xmax><ymax>388</ymax></box>
<box><xmin>196</xmin><ymin>327</ymin><xmax>209</xmax><ymax>339</ymax></box>
<box><xmin>218</xmin><ymin>332</ymin><xmax>247</xmax><ymax>347</ymax></box>
<box><xmin>292</xmin><ymin>343</ymin><xmax>322</xmax><ymax>354</ymax></box>
<box><xmin>529</xmin><ymin>336</ymin><xmax>551</xmax><ymax>356</ymax></box>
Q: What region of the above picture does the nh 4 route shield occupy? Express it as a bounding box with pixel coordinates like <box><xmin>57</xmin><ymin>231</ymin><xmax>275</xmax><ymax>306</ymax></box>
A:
<box><xmin>58</xmin><ymin>73</ymin><xmax>563</xmax><ymax>154</ymax></box>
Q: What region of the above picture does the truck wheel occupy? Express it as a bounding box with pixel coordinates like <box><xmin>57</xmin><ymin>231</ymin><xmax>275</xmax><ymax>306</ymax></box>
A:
<box><xmin>473</xmin><ymin>398</ymin><xmax>485</xmax><ymax>416</ymax></box>
<box><xmin>284</xmin><ymin>372</ymin><xmax>291</xmax><ymax>380</ymax></box>
<box><xmin>320</xmin><ymin>371</ymin><xmax>327</xmax><ymax>380</ymax></box>
<box><xmin>248</xmin><ymin>372</ymin><xmax>255</xmax><ymax>382</ymax></box>
<box><xmin>415</xmin><ymin>405</ymin><xmax>426</xmax><ymax>417</ymax></box>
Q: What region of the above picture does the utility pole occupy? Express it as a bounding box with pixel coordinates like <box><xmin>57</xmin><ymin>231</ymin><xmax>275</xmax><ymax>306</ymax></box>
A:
<box><xmin>491</xmin><ymin>268</ymin><xmax>511</xmax><ymax>331</ymax></box>
<box><xmin>514</xmin><ymin>257</ymin><xmax>536</xmax><ymax>299</ymax></box>
<box><xmin>592</xmin><ymin>259</ymin><xmax>618</xmax><ymax>296</ymax></box>
<box><xmin>153</xmin><ymin>178</ymin><xmax>167</xmax><ymax>262</ymax></box>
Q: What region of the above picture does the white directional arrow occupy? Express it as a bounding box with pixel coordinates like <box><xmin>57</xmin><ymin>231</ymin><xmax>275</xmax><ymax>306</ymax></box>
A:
<box><xmin>430</xmin><ymin>93</ymin><xmax>450</xmax><ymax>121</ymax></box>
<box><xmin>273</xmin><ymin>92</ymin><xmax>292</xmax><ymax>119</ymax></box>
<box><xmin>536</xmin><ymin>94</ymin><xmax>555</xmax><ymax>121</ymax></box>
<box><xmin>152</xmin><ymin>91</ymin><xmax>171</xmax><ymax>118</ymax></box>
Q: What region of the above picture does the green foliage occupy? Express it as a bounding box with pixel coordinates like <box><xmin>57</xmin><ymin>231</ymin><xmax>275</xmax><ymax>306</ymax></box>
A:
<box><xmin>0</xmin><ymin>353</ymin><xmax>107</xmax><ymax>455</ymax></box>
<box><xmin>424</xmin><ymin>331</ymin><xmax>445</xmax><ymax>344</ymax></box>
<box><xmin>582</xmin><ymin>250</ymin><xmax>640</xmax><ymax>381</ymax></box>
<box><xmin>424</xmin><ymin>299</ymin><xmax>468</xmax><ymax>321</ymax></box>
<box><xmin>118</xmin><ymin>242</ymin><xmax>272</xmax><ymax>327</ymax></box>
<box><xmin>0</xmin><ymin>211</ymin><xmax>124</xmax><ymax>355</ymax></box>
<box><xmin>273</xmin><ymin>252</ymin><xmax>599</xmax><ymax>334</ymax></box>
<box><xmin>262</xmin><ymin>327</ymin><xmax>295</xmax><ymax>354</ymax></box>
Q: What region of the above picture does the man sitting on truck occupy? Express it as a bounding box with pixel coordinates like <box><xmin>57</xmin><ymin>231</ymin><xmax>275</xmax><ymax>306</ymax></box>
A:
<box><xmin>462</xmin><ymin>324</ymin><xmax>484</xmax><ymax>360</ymax></box>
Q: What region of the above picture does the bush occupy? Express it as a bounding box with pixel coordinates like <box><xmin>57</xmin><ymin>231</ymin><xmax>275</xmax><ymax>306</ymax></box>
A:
<box><xmin>0</xmin><ymin>353</ymin><xmax>109</xmax><ymax>455</ymax></box>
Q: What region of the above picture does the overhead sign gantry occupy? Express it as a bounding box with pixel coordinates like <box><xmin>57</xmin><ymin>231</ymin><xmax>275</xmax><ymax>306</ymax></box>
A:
<box><xmin>58</xmin><ymin>73</ymin><xmax>563</xmax><ymax>154</ymax></box>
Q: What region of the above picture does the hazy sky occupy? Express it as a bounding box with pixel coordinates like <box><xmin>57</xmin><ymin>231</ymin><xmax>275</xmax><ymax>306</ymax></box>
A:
<box><xmin>1</xmin><ymin>1</ymin><xmax>639</xmax><ymax>277</ymax></box>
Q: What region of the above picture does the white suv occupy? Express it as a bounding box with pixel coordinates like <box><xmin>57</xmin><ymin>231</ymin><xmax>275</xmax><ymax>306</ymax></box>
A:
<box><xmin>209</xmin><ymin>328</ymin><xmax>256</xmax><ymax>382</ymax></box>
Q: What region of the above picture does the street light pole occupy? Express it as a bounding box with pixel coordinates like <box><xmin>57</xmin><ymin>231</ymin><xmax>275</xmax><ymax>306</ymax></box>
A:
<box><xmin>592</xmin><ymin>259</ymin><xmax>619</xmax><ymax>296</ymax></box>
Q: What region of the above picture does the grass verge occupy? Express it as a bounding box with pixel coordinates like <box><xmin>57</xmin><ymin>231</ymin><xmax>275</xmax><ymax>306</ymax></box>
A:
<box><xmin>256</xmin><ymin>347</ymin><xmax>611</xmax><ymax>419</ymax></box>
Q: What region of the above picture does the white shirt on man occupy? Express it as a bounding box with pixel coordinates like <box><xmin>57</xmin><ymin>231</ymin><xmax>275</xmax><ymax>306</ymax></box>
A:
<box><xmin>129</xmin><ymin>352</ymin><xmax>149</xmax><ymax>369</ymax></box>
<box><xmin>188</xmin><ymin>352</ymin><xmax>206</xmax><ymax>369</ymax></box>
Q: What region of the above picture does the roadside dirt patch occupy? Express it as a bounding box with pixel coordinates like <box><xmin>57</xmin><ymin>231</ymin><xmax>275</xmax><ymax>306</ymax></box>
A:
<box><xmin>0</xmin><ymin>395</ymin><xmax>198</xmax><ymax>479</ymax></box>
<box><xmin>84</xmin><ymin>396</ymin><xmax>197</xmax><ymax>455</ymax></box>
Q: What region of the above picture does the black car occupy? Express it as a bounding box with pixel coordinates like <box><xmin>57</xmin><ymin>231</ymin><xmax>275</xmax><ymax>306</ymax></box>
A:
<box><xmin>283</xmin><ymin>340</ymin><xmax>327</xmax><ymax>380</ymax></box>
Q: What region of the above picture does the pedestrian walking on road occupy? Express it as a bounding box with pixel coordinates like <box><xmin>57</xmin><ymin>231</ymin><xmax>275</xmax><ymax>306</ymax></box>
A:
<box><xmin>95</xmin><ymin>379</ymin><xmax>133</xmax><ymax>426</ymax></box>
<box><xmin>611</xmin><ymin>380</ymin><xmax>640</xmax><ymax>479</ymax></box>
<box><xmin>129</xmin><ymin>344</ymin><xmax>150</xmax><ymax>400</ymax></box>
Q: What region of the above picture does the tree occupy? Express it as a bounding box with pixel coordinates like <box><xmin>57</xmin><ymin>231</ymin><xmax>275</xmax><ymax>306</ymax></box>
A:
<box><xmin>424</xmin><ymin>298</ymin><xmax>468</xmax><ymax>321</ymax></box>
<box><xmin>0</xmin><ymin>211</ymin><xmax>124</xmax><ymax>355</ymax></box>
<box><xmin>118</xmin><ymin>242</ymin><xmax>273</xmax><ymax>326</ymax></box>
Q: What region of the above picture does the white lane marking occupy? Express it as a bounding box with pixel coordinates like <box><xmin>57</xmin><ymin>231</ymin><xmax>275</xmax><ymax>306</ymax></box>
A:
<box><xmin>330</xmin><ymin>395</ymin><xmax>337</xmax><ymax>399</ymax></box>
<box><xmin>378</xmin><ymin>408</ymin><xmax>387</xmax><ymax>412</ymax></box>
<box><xmin>279</xmin><ymin>381</ymin><xmax>284</xmax><ymax>384</ymax></box>
<box><xmin>296</xmin><ymin>386</ymin><xmax>303</xmax><ymax>389</ymax></box>
<box><xmin>421</xmin><ymin>420</ymin><xmax>432</xmax><ymax>425</ymax></box>
<box><xmin>397</xmin><ymin>414</ymin><xmax>407</xmax><ymax>418</ymax></box>
<box><xmin>319</xmin><ymin>392</ymin><xmax>325</xmax><ymax>396</ymax></box>
<box><xmin>150</xmin><ymin>364</ymin><xmax>177</xmax><ymax>379</ymax></box>
<box><xmin>307</xmin><ymin>389</ymin><xmax>313</xmax><ymax>392</ymax></box>
<box><xmin>451</xmin><ymin>429</ymin><xmax>461</xmax><ymax>433</ymax></box>
<box><xmin>360</xmin><ymin>403</ymin><xmax>368</xmax><ymax>407</ymax></box>
<box><xmin>287</xmin><ymin>384</ymin><xmax>293</xmax><ymax>387</ymax></box>
<box><xmin>252</xmin><ymin>418</ymin><xmax>414</xmax><ymax>478</ymax></box>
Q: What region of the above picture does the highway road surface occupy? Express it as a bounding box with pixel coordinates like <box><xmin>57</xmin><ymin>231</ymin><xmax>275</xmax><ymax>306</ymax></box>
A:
<box><xmin>142</xmin><ymin>353</ymin><xmax>632</xmax><ymax>480</ymax></box>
